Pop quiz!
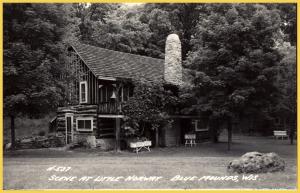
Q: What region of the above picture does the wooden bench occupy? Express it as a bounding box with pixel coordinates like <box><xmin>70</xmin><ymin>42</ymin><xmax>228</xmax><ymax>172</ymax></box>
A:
<box><xmin>273</xmin><ymin>130</ymin><xmax>288</xmax><ymax>140</ymax></box>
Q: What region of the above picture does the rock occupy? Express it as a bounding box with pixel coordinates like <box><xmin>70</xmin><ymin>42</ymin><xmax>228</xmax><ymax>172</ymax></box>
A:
<box><xmin>5</xmin><ymin>143</ymin><xmax>12</xmax><ymax>150</ymax></box>
<box><xmin>96</xmin><ymin>138</ymin><xmax>115</xmax><ymax>151</ymax></box>
<box><xmin>86</xmin><ymin>136</ymin><xmax>96</xmax><ymax>149</ymax></box>
<box><xmin>21</xmin><ymin>138</ymin><xmax>34</xmax><ymax>143</ymax></box>
<box><xmin>228</xmin><ymin>152</ymin><xmax>285</xmax><ymax>174</ymax></box>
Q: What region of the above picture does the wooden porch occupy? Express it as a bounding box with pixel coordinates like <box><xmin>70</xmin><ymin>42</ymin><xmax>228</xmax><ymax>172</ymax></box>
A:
<box><xmin>98</xmin><ymin>102</ymin><xmax>121</xmax><ymax>114</ymax></box>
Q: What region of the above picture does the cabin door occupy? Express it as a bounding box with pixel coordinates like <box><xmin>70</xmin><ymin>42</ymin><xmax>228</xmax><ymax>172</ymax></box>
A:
<box><xmin>65</xmin><ymin>114</ymin><xmax>74</xmax><ymax>144</ymax></box>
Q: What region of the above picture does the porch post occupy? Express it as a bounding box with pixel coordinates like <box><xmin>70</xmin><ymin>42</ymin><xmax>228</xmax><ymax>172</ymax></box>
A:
<box><xmin>115</xmin><ymin>118</ymin><xmax>121</xmax><ymax>152</ymax></box>
<box><xmin>10</xmin><ymin>115</ymin><xmax>16</xmax><ymax>150</ymax></box>
<box><xmin>115</xmin><ymin>82</ymin><xmax>122</xmax><ymax>152</ymax></box>
<box><xmin>227</xmin><ymin>117</ymin><xmax>232</xmax><ymax>151</ymax></box>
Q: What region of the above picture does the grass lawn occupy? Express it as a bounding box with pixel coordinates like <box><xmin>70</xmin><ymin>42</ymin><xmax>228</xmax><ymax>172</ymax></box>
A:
<box><xmin>3</xmin><ymin>135</ymin><xmax>297</xmax><ymax>190</ymax></box>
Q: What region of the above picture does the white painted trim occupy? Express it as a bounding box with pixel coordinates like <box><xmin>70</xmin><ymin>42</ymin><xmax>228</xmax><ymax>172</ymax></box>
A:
<box><xmin>79</xmin><ymin>81</ymin><xmax>88</xmax><ymax>104</ymax></box>
<box><xmin>193</xmin><ymin>120</ymin><xmax>209</xmax><ymax>132</ymax></box>
<box><xmin>76</xmin><ymin>117</ymin><xmax>93</xmax><ymax>132</ymax></box>
<box><xmin>65</xmin><ymin>114</ymin><xmax>74</xmax><ymax>144</ymax></box>
<box><xmin>98</xmin><ymin>114</ymin><xmax>124</xmax><ymax>118</ymax></box>
<box><xmin>97</xmin><ymin>76</ymin><xmax>116</xmax><ymax>81</ymax></box>
<box><xmin>121</xmin><ymin>86</ymin><xmax>124</xmax><ymax>102</ymax></box>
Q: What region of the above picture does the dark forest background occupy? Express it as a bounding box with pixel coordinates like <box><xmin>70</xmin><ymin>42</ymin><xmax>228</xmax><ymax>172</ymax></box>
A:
<box><xmin>3</xmin><ymin>3</ymin><xmax>296</xmax><ymax>143</ymax></box>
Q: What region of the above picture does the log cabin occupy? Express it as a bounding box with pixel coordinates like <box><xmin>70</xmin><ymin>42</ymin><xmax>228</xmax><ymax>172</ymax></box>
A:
<box><xmin>56</xmin><ymin>34</ymin><xmax>209</xmax><ymax>149</ymax></box>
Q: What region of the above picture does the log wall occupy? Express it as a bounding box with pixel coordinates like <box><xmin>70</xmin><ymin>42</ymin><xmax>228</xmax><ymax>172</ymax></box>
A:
<box><xmin>67</xmin><ymin>50</ymin><xmax>99</xmax><ymax>105</ymax></box>
<box><xmin>57</xmin><ymin>105</ymin><xmax>98</xmax><ymax>141</ymax></box>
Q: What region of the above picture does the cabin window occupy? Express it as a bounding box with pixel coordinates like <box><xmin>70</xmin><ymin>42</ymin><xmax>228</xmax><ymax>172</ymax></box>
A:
<box><xmin>192</xmin><ymin>120</ymin><xmax>209</xmax><ymax>132</ymax></box>
<box><xmin>76</xmin><ymin>117</ymin><xmax>93</xmax><ymax>131</ymax></box>
<box><xmin>79</xmin><ymin>81</ymin><xmax>88</xmax><ymax>103</ymax></box>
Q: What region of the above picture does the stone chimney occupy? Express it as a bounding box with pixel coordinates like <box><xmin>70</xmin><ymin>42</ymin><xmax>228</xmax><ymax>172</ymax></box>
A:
<box><xmin>164</xmin><ymin>34</ymin><xmax>182</xmax><ymax>85</ymax></box>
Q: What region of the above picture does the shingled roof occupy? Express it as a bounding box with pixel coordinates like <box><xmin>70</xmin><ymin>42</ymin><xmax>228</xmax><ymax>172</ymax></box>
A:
<box><xmin>70</xmin><ymin>42</ymin><xmax>165</xmax><ymax>81</ymax></box>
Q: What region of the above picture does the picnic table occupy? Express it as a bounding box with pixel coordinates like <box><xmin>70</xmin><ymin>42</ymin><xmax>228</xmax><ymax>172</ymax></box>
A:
<box><xmin>129</xmin><ymin>140</ymin><xmax>152</xmax><ymax>154</ymax></box>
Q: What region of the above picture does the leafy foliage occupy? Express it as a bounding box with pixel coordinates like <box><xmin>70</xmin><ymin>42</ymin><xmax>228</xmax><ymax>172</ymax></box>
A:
<box><xmin>122</xmin><ymin>79</ymin><xmax>179</xmax><ymax>137</ymax></box>
<box><xmin>3</xmin><ymin>3</ymin><xmax>296</xmax><ymax>139</ymax></box>
<box><xmin>275</xmin><ymin>42</ymin><xmax>296</xmax><ymax>114</ymax></box>
<box><xmin>184</xmin><ymin>4</ymin><xmax>284</xmax><ymax>135</ymax></box>
<box><xmin>4</xmin><ymin>4</ymin><xmax>68</xmax><ymax>117</ymax></box>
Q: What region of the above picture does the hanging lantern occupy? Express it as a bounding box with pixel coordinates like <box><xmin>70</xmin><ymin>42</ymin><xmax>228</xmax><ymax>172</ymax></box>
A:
<box><xmin>110</xmin><ymin>91</ymin><xmax>117</xmax><ymax>99</ymax></box>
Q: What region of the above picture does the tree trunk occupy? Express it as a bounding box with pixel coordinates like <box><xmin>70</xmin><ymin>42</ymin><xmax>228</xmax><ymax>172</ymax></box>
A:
<box><xmin>290</xmin><ymin>129</ymin><xmax>294</xmax><ymax>145</ymax></box>
<box><xmin>227</xmin><ymin>117</ymin><xmax>232</xmax><ymax>151</ymax></box>
<box><xmin>115</xmin><ymin>118</ymin><xmax>121</xmax><ymax>152</ymax></box>
<box><xmin>213</xmin><ymin>121</ymin><xmax>220</xmax><ymax>143</ymax></box>
<box><xmin>290</xmin><ymin>120</ymin><xmax>295</xmax><ymax>145</ymax></box>
<box><xmin>155</xmin><ymin>127</ymin><xmax>159</xmax><ymax>147</ymax></box>
<box><xmin>209</xmin><ymin>119</ymin><xmax>219</xmax><ymax>143</ymax></box>
<box><xmin>10</xmin><ymin>115</ymin><xmax>16</xmax><ymax>150</ymax></box>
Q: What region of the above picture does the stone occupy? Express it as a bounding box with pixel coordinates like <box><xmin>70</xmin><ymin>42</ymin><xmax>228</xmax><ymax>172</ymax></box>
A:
<box><xmin>96</xmin><ymin>138</ymin><xmax>115</xmax><ymax>151</ymax></box>
<box><xmin>164</xmin><ymin>34</ymin><xmax>182</xmax><ymax>85</ymax></box>
<box><xmin>21</xmin><ymin>138</ymin><xmax>34</xmax><ymax>143</ymax></box>
<box><xmin>5</xmin><ymin>143</ymin><xmax>12</xmax><ymax>150</ymax></box>
<box><xmin>86</xmin><ymin>135</ymin><xmax>96</xmax><ymax>148</ymax></box>
<box><xmin>227</xmin><ymin>152</ymin><xmax>285</xmax><ymax>174</ymax></box>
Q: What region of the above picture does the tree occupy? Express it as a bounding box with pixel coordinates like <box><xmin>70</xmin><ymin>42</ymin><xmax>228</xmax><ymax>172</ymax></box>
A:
<box><xmin>90</xmin><ymin>5</ymin><xmax>154</xmax><ymax>56</ymax></box>
<box><xmin>78</xmin><ymin>3</ymin><xmax>203</xmax><ymax>59</ymax></box>
<box><xmin>264</xmin><ymin>4</ymin><xmax>296</xmax><ymax>46</ymax></box>
<box><xmin>122</xmin><ymin>79</ymin><xmax>179</xmax><ymax>147</ymax></box>
<box><xmin>141</xmin><ymin>3</ymin><xmax>202</xmax><ymax>59</ymax></box>
<box><xmin>275</xmin><ymin>42</ymin><xmax>296</xmax><ymax>144</ymax></box>
<box><xmin>70</xmin><ymin>3</ymin><xmax>121</xmax><ymax>44</ymax></box>
<box><xmin>185</xmin><ymin>4</ymin><xmax>283</xmax><ymax>149</ymax></box>
<box><xmin>4</xmin><ymin>4</ymin><xmax>68</xmax><ymax>148</ymax></box>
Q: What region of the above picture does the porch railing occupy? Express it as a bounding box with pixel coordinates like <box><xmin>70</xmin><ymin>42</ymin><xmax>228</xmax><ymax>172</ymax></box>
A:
<box><xmin>98</xmin><ymin>102</ymin><xmax>121</xmax><ymax>114</ymax></box>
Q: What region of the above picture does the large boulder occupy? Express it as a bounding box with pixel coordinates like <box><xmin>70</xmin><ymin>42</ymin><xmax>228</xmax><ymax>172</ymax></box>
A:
<box><xmin>228</xmin><ymin>152</ymin><xmax>285</xmax><ymax>173</ymax></box>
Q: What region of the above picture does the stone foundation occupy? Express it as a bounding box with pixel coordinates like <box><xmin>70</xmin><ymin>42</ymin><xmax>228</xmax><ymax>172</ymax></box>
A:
<box><xmin>96</xmin><ymin>138</ymin><xmax>116</xmax><ymax>151</ymax></box>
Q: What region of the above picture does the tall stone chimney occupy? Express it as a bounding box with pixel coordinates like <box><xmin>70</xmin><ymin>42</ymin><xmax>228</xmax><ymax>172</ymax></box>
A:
<box><xmin>164</xmin><ymin>34</ymin><xmax>182</xmax><ymax>85</ymax></box>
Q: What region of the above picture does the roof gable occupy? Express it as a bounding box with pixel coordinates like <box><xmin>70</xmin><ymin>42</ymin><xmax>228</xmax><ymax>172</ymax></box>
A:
<box><xmin>70</xmin><ymin>42</ymin><xmax>165</xmax><ymax>81</ymax></box>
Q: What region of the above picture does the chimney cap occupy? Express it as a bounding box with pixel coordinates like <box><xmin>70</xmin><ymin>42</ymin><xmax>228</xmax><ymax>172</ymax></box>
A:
<box><xmin>166</xmin><ymin>34</ymin><xmax>180</xmax><ymax>41</ymax></box>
